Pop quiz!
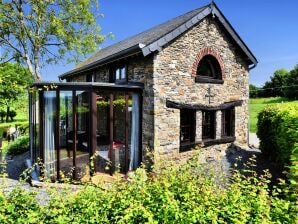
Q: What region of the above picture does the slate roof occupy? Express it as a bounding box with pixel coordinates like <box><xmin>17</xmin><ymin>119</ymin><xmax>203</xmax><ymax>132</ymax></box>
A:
<box><xmin>60</xmin><ymin>3</ymin><xmax>257</xmax><ymax>80</ymax></box>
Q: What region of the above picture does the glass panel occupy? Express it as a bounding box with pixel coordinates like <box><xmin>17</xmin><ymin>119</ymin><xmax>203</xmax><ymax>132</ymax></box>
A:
<box><xmin>202</xmin><ymin>111</ymin><xmax>215</xmax><ymax>139</ymax></box>
<box><xmin>30</xmin><ymin>91</ymin><xmax>40</xmax><ymax>163</ymax></box>
<box><xmin>115</xmin><ymin>69</ymin><xmax>120</xmax><ymax>80</ymax></box>
<box><xmin>113</xmin><ymin>93</ymin><xmax>126</xmax><ymax>172</ymax></box>
<box><xmin>75</xmin><ymin>91</ymin><xmax>90</xmax><ymax>179</ymax></box>
<box><xmin>121</xmin><ymin>67</ymin><xmax>126</xmax><ymax>79</ymax></box>
<box><xmin>59</xmin><ymin>91</ymin><xmax>74</xmax><ymax>178</ymax></box>
<box><xmin>43</xmin><ymin>91</ymin><xmax>56</xmax><ymax>179</ymax></box>
<box><xmin>95</xmin><ymin>92</ymin><xmax>111</xmax><ymax>173</ymax></box>
<box><xmin>129</xmin><ymin>93</ymin><xmax>140</xmax><ymax>170</ymax></box>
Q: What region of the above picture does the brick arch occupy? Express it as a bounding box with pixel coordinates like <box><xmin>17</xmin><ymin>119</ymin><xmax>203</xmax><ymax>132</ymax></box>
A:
<box><xmin>191</xmin><ymin>47</ymin><xmax>225</xmax><ymax>79</ymax></box>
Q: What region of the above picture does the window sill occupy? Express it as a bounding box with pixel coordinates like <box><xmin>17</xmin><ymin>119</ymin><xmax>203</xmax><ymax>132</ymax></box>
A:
<box><xmin>179</xmin><ymin>136</ymin><xmax>235</xmax><ymax>152</ymax></box>
<box><xmin>195</xmin><ymin>77</ymin><xmax>224</xmax><ymax>84</ymax></box>
<box><xmin>202</xmin><ymin>136</ymin><xmax>235</xmax><ymax>146</ymax></box>
<box><xmin>179</xmin><ymin>142</ymin><xmax>197</xmax><ymax>152</ymax></box>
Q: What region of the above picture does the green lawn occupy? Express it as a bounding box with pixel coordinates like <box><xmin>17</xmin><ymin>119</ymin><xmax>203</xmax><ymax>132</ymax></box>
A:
<box><xmin>249</xmin><ymin>97</ymin><xmax>297</xmax><ymax>133</ymax></box>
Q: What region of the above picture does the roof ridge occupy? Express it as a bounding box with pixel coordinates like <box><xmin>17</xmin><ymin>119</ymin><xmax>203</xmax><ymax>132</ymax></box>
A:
<box><xmin>75</xmin><ymin>4</ymin><xmax>211</xmax><ymax>68</ymax></box>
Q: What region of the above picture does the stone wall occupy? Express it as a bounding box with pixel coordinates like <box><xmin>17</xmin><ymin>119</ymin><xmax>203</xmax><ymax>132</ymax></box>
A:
<box><xmin>152</xmin><ymin>16</ymin><xmax>250</xmax><ymax>159</ymax></box>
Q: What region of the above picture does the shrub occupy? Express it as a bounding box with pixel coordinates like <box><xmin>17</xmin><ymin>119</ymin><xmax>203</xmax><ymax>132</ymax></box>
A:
<box><xmin>257</xmin><ymin>103</ymin><xmax>298</xmax><ymax>195</ymax></box>
<box><xmin>257</xmin><ymin>104</ymin><xmax>298</xmax><ymax>164</ymax></box>
<box><xmin>0</xmin><ymin>156</ymin><xmax>297</xmax><ymax>223</ymax></box>
<box><xmin>8</xmin><ymin>110</ymin><xmax>17</xmax><ymax>121</ymax></box>
<box><xmin>4</xmin><ymin>135</ymin><xmax>29</xmax><ymax>155</ymax></box>
<box><xmin>0</xmin><ymin>110</ymin><xmax>5</xmax><ymax>122</ymax></box>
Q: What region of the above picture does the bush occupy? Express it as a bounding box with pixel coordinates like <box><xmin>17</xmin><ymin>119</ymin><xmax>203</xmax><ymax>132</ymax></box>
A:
<box><xmin>8</xmin><ymin>110</ymin><xmax>17</xmax><ymax>121</ymax></box>
<box><xmin>257</xmin><ymin>103</ymin><xmax>298</xmax><ymax>195</ymax></box>
<box><xmin>4</xmin><ymin>135</ymin><xmax>29</xmax><ymax>155</ymax></box>
<box><xmin>257</xmin><ymin>104</ymin><xmax>298</xmax><ymax>164</ymax></box>
<box><xmin>0</xmin><ymin>110</ymin><xmax>5</xmax><ymax>122</ymax></box>
<box><xmin>0</xmin><ymin>156</ymin><xmax>297</xmax><ymax>223</ymax></box>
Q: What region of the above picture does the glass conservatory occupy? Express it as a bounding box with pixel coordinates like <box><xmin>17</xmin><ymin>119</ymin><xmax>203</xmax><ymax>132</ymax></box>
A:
<box><xmin>29</xmin><ymin>82</ymin><xmax>143</xmax><ymax>180</ymax></box>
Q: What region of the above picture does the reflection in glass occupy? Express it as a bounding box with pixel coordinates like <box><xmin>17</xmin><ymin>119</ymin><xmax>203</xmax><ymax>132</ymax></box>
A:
<box><xmin>43</xmin><ymin>91</ymin><xmax>56</xmax><ymax>178</ymax></box>
<box><xmin>75</xmin><ymin>91</ymin><xmax>90</xmax><ymax>179</ymax></box>
<box><xmin>59</xmin><ymin>91</ymin><xmax>73</xmax><ymax>177</ymax></box>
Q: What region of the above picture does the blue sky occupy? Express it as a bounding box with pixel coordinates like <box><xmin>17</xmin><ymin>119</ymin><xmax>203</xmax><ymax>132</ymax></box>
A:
<box><xmin>42</xmin><ymin>0</ymin><xmax>298</xmax><ymax>87</ymax></box>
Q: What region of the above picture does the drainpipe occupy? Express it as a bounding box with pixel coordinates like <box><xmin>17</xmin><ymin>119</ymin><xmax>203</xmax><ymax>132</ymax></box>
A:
<box><xmin>247</xmin><ymin>63</ymin><xmax>257</xmax><ymax>147</ymax></box>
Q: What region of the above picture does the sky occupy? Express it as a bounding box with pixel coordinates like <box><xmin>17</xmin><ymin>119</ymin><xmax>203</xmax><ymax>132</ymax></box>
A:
<box><xmin>42</xmin><ymin>0</ymin><xmax>298</xmax><ymax>87</ymax></box>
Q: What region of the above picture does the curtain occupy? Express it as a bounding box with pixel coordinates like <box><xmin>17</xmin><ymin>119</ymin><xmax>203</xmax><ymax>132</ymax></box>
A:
<box><xmin>44</xmin><ymin>91</ymin><xmax>56</xmax><ymax>177</ymax></box>
<box><xmin>129</xmin><ymin>93</ymin><xmax>140</xmax><ymax>170</ymax></box>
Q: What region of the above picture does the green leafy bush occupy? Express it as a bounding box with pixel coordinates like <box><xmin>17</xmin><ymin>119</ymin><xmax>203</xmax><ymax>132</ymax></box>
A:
<box><xmin>257</xmin><ymin>104</ymin><xmax>298</xmax><ymax>164</ymax></box>
<box><xmin>0</xmin><ymin>156</ymin><xmax>297</xmax><ymax>223</ymax></box>
<box><xmin>4</xmin><ymin>135</ymin><xmax>29</xmax><ymax>155</ymax></box>
<box><xmin>257</xmin><ymin>103</ymin><xmax>298</xmax><ymax>195</ymax></box>
<box><xmin>8</xmin><ymin>110</ymin><xmax>17</xmax><ymax>121</ymax></box>
<box><xmin>0</xmin><ymin>110</ymin><xmax>6</xmax><ymax>122</ymax></box>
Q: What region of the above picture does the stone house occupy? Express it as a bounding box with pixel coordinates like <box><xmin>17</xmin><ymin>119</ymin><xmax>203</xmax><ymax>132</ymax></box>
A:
<box><xmin>30</xmin><ymin>3</ymin><xmax>257</xmax><ymax>179</ymax></box>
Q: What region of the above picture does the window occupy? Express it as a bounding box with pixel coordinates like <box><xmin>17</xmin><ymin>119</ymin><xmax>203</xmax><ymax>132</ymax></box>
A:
<box><xmin>86</xmin><ymin>74</ymin><xmax>94</xmax><ymax>82</ymax></box>
<box><xmin>180</xmin><ymin>109</ymin><xmax>196</xmax><ymax>145</ymax></box>
<box><xmin>110</xmin><ymin>65</ymin><xmax>127</xmax><ymax>83</ymax></box>
<box><xmin>202</xmin><ymin>110</ymin><xmax>215</xmax><ymax>140</ymax></box>
<box><xmin>221</xmin><ymin>108</ymin><xmax>235</xmax><ymax>137</ymax></box>
<box><xmin>196</xmin><ymin>55</ymin><xmax>223</xmax><ymax>83</ymax></box>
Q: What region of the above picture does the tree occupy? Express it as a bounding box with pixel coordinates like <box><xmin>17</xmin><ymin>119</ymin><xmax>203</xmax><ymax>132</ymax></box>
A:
<box><xmin>0</xmin><ymin>0</ymin><xmax>106</xmax><ymax>81</ymax></box>
<box><xmin>249</xmin><ymin>84</ymin><xmax>260</xmax><ymax>98</ymax></box>
<box><xmin>284</xmin><ymin>65</ymin><xmax>298</xmax><ymax>99</ymax></box>
<box><xmin>0</xmin><ymin>63</ymin><xmax>33</xmax><ymax>122</ymax></box>
<box><xmin>262</xmin><ymin>69</ymin><xmax>289</xmax><ymax>97</ymax></box>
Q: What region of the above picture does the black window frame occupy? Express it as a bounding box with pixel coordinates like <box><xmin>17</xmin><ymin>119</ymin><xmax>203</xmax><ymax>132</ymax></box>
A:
<box><xmin>180</xmin><ymin>109</ymin><xmax>196</xmax><ymax>151</ymax></box>
<box><xmin>202</xmin><ymin>110</ymin><xmax>216</xmax><ymax>140</ymax></box>
<box><xmin>109</xmin><ymin>64</ymin><xmax>128</xmax><ymax>83</ymax></box>
<box><xmin>221</xmin><ymin>108</ymin><xmax>235</xmax><ymax>138</ymax></box>
<box><xmin>195</xmin><ymin>55</ymin><xmax>223</xmax><ymax>84</ymax></box>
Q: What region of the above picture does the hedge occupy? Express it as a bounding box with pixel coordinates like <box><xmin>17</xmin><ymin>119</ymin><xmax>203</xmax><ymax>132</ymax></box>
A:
<box><xmin>257</xmin><ymin>103</ymin><xmax>298</xmax><ymax>194</ymax></box>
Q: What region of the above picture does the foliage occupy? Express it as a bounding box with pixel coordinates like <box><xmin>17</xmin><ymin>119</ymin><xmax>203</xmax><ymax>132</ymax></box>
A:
<box><xmin>3</xmin><ymin>135</ymin><xmax>29</xmax><ymax>155</ymax></box>
<box><xmin>0</xmin><ymin>122</ymin><xmax>29</xmax><ymax>138</ymax></box>
<box><xmin>0</xmin><ymin>156</ymin><xmax>297</xmax><ymax>223</ymax></box>
<box><xmin>249</xmin><ymin>84</ymin><xmax>260</xmax><ymax>98</ymax></box>
<box><xmin>284</xmin><ymin>66</ymin><xmax>298</xmax><ymax>99</ymax></box>
<box><xmin>0</xmin><ymin>110</ymin><xmax>5</xmax><ymax>122</ymax></box>
<box><xmin>8</xmin><ymin>110</ymin><xmax>16</xmax><ymax>122</ymax></box>
<box><xmin>252</xmin><ymin>65</ymin><xmax>298</xmax><ymax>99</ymax></box>
<box><xmin>0</xmin><ymin>0</ymin><xmax>106</xmax><ymax>80</ymax></box>
<box><xmin>257</xmin><ymin>103</ymin><xmax>298</xmax><ymax>192</ymax></box>
<box><xmin>0</xmin><ymin>63</ymin><xmax>33</xmax><ymax>122</ymax></box>
<box><xmin>249</xmin><ymin>97</ymin><xmax>297</xmax><ymax>133</ymax></box>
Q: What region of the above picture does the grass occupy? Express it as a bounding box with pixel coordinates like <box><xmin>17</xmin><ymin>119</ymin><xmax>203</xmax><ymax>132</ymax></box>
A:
<box><xmin>249</xmin><ymin>97</ymin><xmax>297</xmax><ymax>133</ymax></box>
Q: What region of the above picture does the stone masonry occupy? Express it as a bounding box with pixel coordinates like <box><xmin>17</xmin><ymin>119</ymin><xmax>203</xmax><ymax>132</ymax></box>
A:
<box><xmin>152</xmin><ymin>16</ymin><xmax>249</xmax><ymax>160</ymax></box>
<box><xmin>66</xmin><ymin>16</ymin><xmax>250</xmax><ymax>165</ymax></box>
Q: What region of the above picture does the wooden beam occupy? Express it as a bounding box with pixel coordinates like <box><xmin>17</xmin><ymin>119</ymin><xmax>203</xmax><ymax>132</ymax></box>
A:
<box><xmin>109</xmin><ymin>94</ymin><xmax>114</xmax><ymax>174</ymax></box>
<box><xmin>90</xmin><ymin>90</ymin><xmax>97</xmax><ymax>173</ymax></box>
<box><xmin>124</xmin><ymin>94</ymin><xmax>129</xmax><ymax>173</ymax></box>
<box><xmin>72</xmin><ymin>90</ymin><xmax>77</xmax><ymax>180</ymax></box>
<box><xmin>166</xmin><ymin>99</ymin><xmax>242</xmax><ymax>111</ymax></box>
<box><xmin>55</xmin><ymin>90</ymin><xmax>60</xmax><ymax>180</ymax></box>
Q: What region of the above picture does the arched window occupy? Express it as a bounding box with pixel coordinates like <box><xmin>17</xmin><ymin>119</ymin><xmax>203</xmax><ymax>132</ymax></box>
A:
<box><xmin>195</xmin><ymin>55</ymin><xmax>223</xmax><ymax>83</ymax></box>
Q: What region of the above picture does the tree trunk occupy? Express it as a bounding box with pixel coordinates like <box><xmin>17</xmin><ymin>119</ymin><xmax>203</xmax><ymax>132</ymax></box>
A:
<box><xmin>6</xmin><ymin>106</ymin><xmax>10</xmax><ymax>123</ymax></box>
<box><xmin>24</xmin><ymin>54</ymin><xmax>41</xmax><ymax>81</ymax></box>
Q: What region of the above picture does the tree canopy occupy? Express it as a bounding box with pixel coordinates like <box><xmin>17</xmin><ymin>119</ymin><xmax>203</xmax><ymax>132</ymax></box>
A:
<box><xmin>250</xmin><ymin>65</ymin><xmax>298</xmax><ymax>99</ymax></box>
<box><xmin>0</xmin><ymin>0</ymin><xmax>106</xmax><ymax>81</ymax></box>
<box><xmin>0</xmin><ymin>63</ymin><xmax>33</xmax><ymax>121</ymax></box>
